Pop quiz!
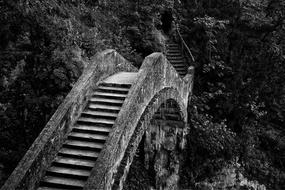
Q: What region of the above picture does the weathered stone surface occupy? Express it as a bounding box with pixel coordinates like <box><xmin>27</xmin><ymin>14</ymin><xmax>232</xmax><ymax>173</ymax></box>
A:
<box><xmin>1</xmin><ymin>50</ymin><xmax>137</xmax><ymax>190</ymax></box>
<box><xmin>84</xmin><ymin>52</ymin><xmax>194</xmax><ymax>190</ymax></box>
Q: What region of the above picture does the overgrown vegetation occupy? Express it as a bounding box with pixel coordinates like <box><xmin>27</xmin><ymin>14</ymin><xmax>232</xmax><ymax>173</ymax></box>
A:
<box><xmin>177</xmin><ymin>0</ymin><xmax>285</xmax><ymax>189</ymax></box>
<box><xmin>0</xmin><ymin>0</ymin><xmax>284</xmax><ymax>189</ymax></box>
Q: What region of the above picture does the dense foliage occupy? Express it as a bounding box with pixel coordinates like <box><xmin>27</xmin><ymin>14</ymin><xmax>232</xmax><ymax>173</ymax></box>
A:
<box><xmin>177</xmin><ymin>0</ymin><xmax>285</xmax><ymax>189</ymax></box>
<box><xmin>0</xmin><ymin>0</ymin><xmax>284</xmax><ymax>189</ymax></box>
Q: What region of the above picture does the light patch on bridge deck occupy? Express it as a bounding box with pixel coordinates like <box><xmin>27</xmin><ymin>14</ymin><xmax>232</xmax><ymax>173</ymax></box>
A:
<box><xmin>104</xmin><ymin>72</ymin><xmax>138</xmax><ymax>84</ymax></box>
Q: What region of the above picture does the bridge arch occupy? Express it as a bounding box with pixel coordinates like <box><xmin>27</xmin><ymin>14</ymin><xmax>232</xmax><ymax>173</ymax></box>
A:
<box><xmin>84</xmin><ymin>53</ymin><xmax>194</xmax><ymax>190</ymax></box>
<box><xmin>113</xmin><ymin>87</ymin><xmax>188</xmax><ymax>190</ymax></box>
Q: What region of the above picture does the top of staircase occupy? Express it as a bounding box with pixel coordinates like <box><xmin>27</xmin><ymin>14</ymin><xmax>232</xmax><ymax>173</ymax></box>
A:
<box><xmin>103</xmin><ymin>72</ymin><xmax>138</xmax><ymax>85</ymax></box>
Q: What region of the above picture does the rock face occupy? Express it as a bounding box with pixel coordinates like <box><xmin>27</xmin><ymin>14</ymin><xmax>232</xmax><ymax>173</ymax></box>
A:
<box><xmin>145</xmin><ymin>115</ymin><xmax>184</xmax><ymax>190</ymax></box>
<box><xmin>195</xmin><ymin>162</ymin><xmax>267</xmax><ymax>190</ymax></box>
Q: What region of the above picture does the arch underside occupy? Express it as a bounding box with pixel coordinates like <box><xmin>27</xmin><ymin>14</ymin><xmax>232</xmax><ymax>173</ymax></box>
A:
<box><xmin>112</xmin><ymin>87</ymin><xmax>187</xmax><ymax>190</ymax></box>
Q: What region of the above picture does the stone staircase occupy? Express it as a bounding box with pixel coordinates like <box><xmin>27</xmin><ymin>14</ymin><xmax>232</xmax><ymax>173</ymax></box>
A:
<box><xmin>166</xmin><ymin>41</ymin><xmax>188</xmax><ymax>76</ymax></box>
<box><xmin>38</xmin><ymin>73</ymin><xmax>136</xmax><ymax>190</ymax></box>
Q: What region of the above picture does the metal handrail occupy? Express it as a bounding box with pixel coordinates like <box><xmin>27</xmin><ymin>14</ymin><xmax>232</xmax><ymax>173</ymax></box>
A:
<box><xmin>176</xmin><ymin>24</ymin><xmax>195</xmax><ymax>64</ymax></box>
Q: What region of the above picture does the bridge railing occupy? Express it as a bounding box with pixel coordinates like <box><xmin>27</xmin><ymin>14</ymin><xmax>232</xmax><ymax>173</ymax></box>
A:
<box><xmin>84</xmin><ymin>52</ymin><xmax>194</xmax><ymax>189</ymax></box>
<box><xmin>1</xmin><ymin>50</ymin><xmax>137</xmax><ymax>190</ymax></box>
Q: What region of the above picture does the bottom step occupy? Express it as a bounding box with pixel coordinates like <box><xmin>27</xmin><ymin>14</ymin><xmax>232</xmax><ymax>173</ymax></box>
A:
<box><xmin>40</xmin><ymin>175</ymin><xmax>85</xmax><ymax>189</ymax></box>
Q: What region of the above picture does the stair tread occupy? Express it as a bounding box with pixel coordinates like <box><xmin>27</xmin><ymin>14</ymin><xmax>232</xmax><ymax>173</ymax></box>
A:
<box><xmin>88</xmin><ymin>104</ymin><xmax>121</xmax><ymax>111</ymax></box>
<box><xmin>59</xmin><ymin>147</ymin><xmax>100</xmax><ymax>158</ymax></box>
<box><xmin>48</xmin><ymin>166</ymin><xmax>90</xmax><ymax>177</ymax></box>
<box><xmin>89</xmin><ymin>97</ymin><xmax>124</xmax><ymax>104</ymax></box>
<box><xmin>98</xmin><ymin>86</ymin><xmax>129</xmax><ymax>92</ymax></box>
<box><xmin>167</xmin><ymin>55</ymin><xmax>184</xmax><ymax>58</ymax></box>
<box><xmin>77</xmin><ymin>117</ymin><xmax>115</xmax><ymax>125</ymax></box>
<box><xmin>38</xmin><ymin>187</ymin><xmax>64</xmax><ymax>190</ymax></box>
<box><xmin>167</xmin><ymin>51</ymin><xmax>180</xmax><ymax>53</ymax></box>
<box><xmin>73</xmin><ymin>124</ymin><xmax>112</xmax><ymax>133</ymax></box>
<box><xmin>168</xmin><ymin>56</ymin><xmax>183</xmax><ymax>58</ymax></box>
<box><xmin>167</xmin><ymin>49</ymin><xmax>180</xmax><ymax>51</ymax></box>
<box><xmin>169</xmin><ymin>60</ymin><xmax>184</xmax><ymax>63</ymax></box>
<box><xmin>167</xmin><ymin>44</ymin><xmax>179</xmax><ymax>46</ymax></box>
<box><xmin>167</xmin><ymin>48</ymin><xmax>180</xmax><ymax>51</ymax></box>
<box><xmin>172</xmin><ymin>63</ymin><xmax>186</xmax><ymax>66</ymax></box>
<box><xmin>65</xmin><ymin>139</ymin><xmax>104</xmax><ymax>149</ymax></box>
<box><xmin>93</xmin><ymin>91</ymin><xmax>128</xmax><ymax>98</ymax></box>
<box><xmin>82</xmin><ymin>110</ymin><xmax>118</xmax><ymax>117</ymax></box>
<box><xmin>54</xmin><ymin>156</ymin><xmax>96</xmax><ymax>168</ymax></box>
<box><xmin>166</xmin><ymin>52</ymin><xmax>183</xmax><ymax>57</ymax></box>
<box><xmin>69</xmin><ymin>132</ymin><xmax>108</xmax><ymax>140</ymax></box>
<box><xmin>100</xmin><ymin>82</ymin><xmax>132</xmax><ymax>88</ymax></box>
<box><xmin>41</xmin><ymin>175</ymin><xmax>85</xmax><ymax>188</ymax></box>
<box><xmin>102</xmin><ymin>72</ymin><xmax>137</xmax><ymax>85</ymax></box>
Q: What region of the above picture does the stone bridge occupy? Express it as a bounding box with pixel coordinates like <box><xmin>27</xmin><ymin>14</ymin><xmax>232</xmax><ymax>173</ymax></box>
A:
<box><xmin>1</xmin><ymin>37</ymin><xmax>194</xmax><ymax>190</ymax></box>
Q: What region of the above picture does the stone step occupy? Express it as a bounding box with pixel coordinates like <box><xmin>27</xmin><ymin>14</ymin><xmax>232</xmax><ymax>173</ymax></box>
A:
<box><xmin>172</xmin><ymin>63</ymin><xmax>187</xmax><ymax>68</ymax></box>
<box><xmin>93</xmin><ymin>91</ymin><xmax>127</xmax><ymax>100</ymax></box>
<box><xmin>100</xmin><ymin>82</ymin><xmax>132</xmax><ymax>89</ymax></box>
<box><xmin>73</xmin><ymin>124</ymin><xmax>112</xmax><ymax>134</ymax></box>
<box><xmin>97</xmin><ymin>86</ymin><xmax>129</xmax><ymax>94</ymax></box>
<box><xmin>175</xmin><ymin>67</ymin><xmax>187</xmax><ymax>71</ymax></box>
<box><xmin>89</xmin><ymin>97</ymin><xmax>124</xmax><ymax>106</ymax></box>
<box><xmin>81</xmin><ymin>110</ymin><xmax>118</xmax><ymax>119</ymax></box>
<box><xmin>38</xmin><ymin>187</ymin><xmax>64</xmax><ymax>190</ymax></box>
<box><xmin>167</xmin><ymin>49</ymin><xmax>180</xmax><ymax>53</ymax></box>
<box><xmin>167</xmin><ymin>56</ymin><xmax>184</xmax><ymax>60</ymax></box>
<box><xmin>169</xmin><ymin>60</ymin><xmax>185</xmax><ymax>64</ymax></box>
<box><xmin>46</xmin><ymin>166</ymin><xmax>90</xmax><ymax>179</ymax></box>
<box><xmin>167</xmin><ymin>49</ymin><xmax>180</xmax><ymax>52</ymax></box>
<box><xmin>173</xmin><ymin>67</ymin><xmax>187</xmax><ymax>72</ymax></box>
<box><xmin>167</xmin><ymin>43</ymin><xmax>179</xmax><ymax>47</ymax></box>
<box><xmin>167</xmin><ymin>48</ymin><xmax>180</xmax><ymax>52</ymax></box>
<box><xmin>53</xmin><ymin>156</ymin><xmax>96</xmax><ymax>170</ymax></box>
<box><xmin>102</xmin><ymin>72</ymin><xmax>137</xmax><ymax>86</ymax></box>
<box><xmin>166</xmin><ymin>53</ymin><xmax>184</xmax><ymax>60</ymax></box>
<box><xmin>59</xmin><ymin>147</ymin><xmax>99</xmax><ymax>160</ymax></box>
<box><xmin>88</xmin><ymin>104</ymin><xmax>121</xmax><ymax>113</ymax></box>
<box><xmin>40</xmin><ymin>176</ymin><xmax>85</xmax><ymax>189</ymax></box>
<box><xmin>63</xmin><ymin>139</ymin><xmax>104</xmax><ymax>151</ymax></box>
<box><xmin>77</xmin><ymin>117</ymin><xmax>115</xmax><ymax>126</ymax></box>
<box><xmin>65</xmin><ymin>139</ymin><xmax>104</xmax><ymax>149</ymax></box>
<box><xmin>68</xmin><ymin>132</ymin><xmax>108</xmax><ymax>142</ymax></box>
